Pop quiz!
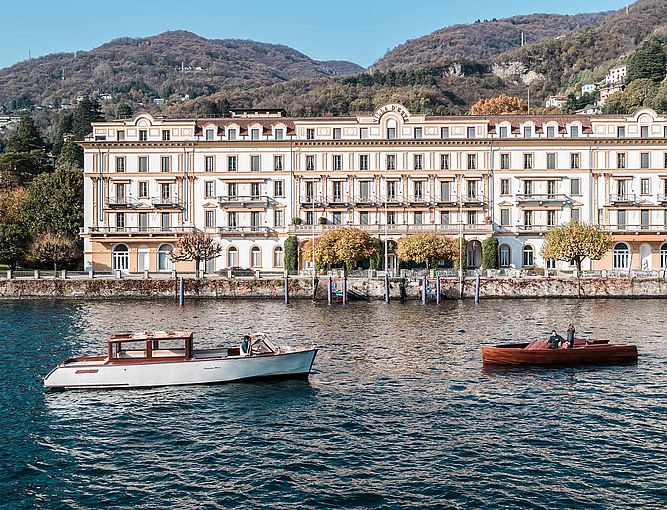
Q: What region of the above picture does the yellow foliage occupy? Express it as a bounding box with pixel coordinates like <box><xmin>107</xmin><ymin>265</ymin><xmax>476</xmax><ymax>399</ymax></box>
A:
<box><xmin>469</xmin><ymin>94</ymin><xmax>530</xmax><ymax>115</ymax></box>
<box><xmin>0</xmin><ymin>187</ymin><xmax>28</xmax><ymax>224</ymax></box>
<box><xmin>300</xmin><ymin>228</ymin><xmax>379</xmax><ymax>269</ymax></box>
<box><xmin>541</xmin><ymin>221</ymin><xmax>612</xmax><ymax>272</ymax></box>
<box><xmin>396</xmin><ymin>233</ymin><xmax>460</xmax><ymax>269</ymax></box>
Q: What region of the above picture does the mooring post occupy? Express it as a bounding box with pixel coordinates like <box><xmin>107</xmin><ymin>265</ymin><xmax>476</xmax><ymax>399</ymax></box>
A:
<box><xmin>474</xmin><ymin>274</ymin><xmax>480</xmax><ymax>304</ymax></box>
<box><xmin>328</xmin><ymin>275</ymin><xmax>332</xmax><ymax>305</ymax></box>
<box><xmin>178</xmin><ymin>276</ymin><xmax>185</xmax><ymax>307</ymax></box>
<box><xmin>436</xmin><ymin>277</ymin><xmax>441</xmax><ymax>304</ymax></box>
<box><xmin>384</xmin><ymin>272</ymin><xmax>390</xmax><ymax>304</ymax></box>
<box><xmin>284</xmin><ymin>272</ymin><xmax>289</xmax><ymax>304</ymax></box>
<box><xmin>342</xmin><ymin>273</ymin><xmax>348</xmax><ymax>304</ymax></box>
<box><xmin>422</xmin><ymin>277</ymin><xmax>427</xmax><ymax>304</ymax></box>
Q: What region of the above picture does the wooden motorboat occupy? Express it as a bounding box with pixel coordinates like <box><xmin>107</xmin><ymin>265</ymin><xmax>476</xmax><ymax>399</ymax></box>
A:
<box><xmin>44</xmin><ymin>331</ymin><xmax>317</xmax><ymax>390</ymax></box>
<box><xmin>481</xmin><ymin>338</ymin><xmax>638</xmax><ymax>367</ymax></box>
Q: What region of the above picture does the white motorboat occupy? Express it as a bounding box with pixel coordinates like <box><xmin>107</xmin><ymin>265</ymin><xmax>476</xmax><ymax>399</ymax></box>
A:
<box><xmin>44</xmin><ymin>330</ymin><xmax>317</xmax><ymax>390</ymax></box>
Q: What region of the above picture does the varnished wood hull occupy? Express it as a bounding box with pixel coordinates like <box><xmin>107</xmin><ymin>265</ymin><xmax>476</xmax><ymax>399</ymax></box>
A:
<box><xmin>481</xmin><ymin>342</ymin><xmax>638</xmax><ymax>366</ymax></box>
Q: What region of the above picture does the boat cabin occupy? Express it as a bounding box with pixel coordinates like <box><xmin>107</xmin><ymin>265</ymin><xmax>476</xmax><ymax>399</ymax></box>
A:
<box><xmin>107</xmin><ymin>331</ymin><xmax>194</xmax><ymax>362</ymax></box>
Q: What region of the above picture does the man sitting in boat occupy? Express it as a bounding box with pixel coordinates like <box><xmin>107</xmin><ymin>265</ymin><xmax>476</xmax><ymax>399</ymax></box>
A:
<box><xmin>548</xmin><ymin>330</ymin><xmax>564</xmax><ymax>349</ymax></box>
<box><xmin>240</xmin><ymin>335</ymin><xmax>252</xmax><ymax>356</ymax></box>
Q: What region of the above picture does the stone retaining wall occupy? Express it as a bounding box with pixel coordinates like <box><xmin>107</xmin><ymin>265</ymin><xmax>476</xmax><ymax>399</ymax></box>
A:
<box><xmin>1</xmin><ymin>277</ymin><xmax>667</xmax><ymax>300</ymax></box>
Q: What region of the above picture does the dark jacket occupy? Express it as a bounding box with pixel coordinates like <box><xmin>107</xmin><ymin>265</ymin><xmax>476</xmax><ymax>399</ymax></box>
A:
<box><xmin>549</xmin><ymin>334</ymin><xmax>564</xmax><ymax>349</ymax></box>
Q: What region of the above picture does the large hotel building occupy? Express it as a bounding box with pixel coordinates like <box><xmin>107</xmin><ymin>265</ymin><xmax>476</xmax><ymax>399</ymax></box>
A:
<box><xmin>80</xmin><ymin>104</ymin><xmax>667</xmax><ymax>274</ymax></box>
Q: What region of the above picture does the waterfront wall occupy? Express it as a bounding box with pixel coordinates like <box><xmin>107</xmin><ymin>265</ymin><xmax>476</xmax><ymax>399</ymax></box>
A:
<box><xmin>2</xmin><ymin>276</ymin><xmax>667</xmax><ymax>300</ymax></box>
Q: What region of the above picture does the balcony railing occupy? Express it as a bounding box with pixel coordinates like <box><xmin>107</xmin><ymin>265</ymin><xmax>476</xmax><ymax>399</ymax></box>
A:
<box><xmin>608</xmin><ymin>194</ymin><xmax>637</xmax><ymax>205</ymax></box>
<box><xmin>460</xmin><ymin>194</ymin><xmax>486</xmax><ymax>206</ymax></box>
<box><xmin>217</xmin><ymin>226</ymin><xmax>277</xmax><ymax>236</ymax></box>
<box><xmin>603</xmin><ymin>224</ymin><xmax>667</xmax><ymax>233</ymax></box>
<box><xmin>151</xmin><ymin>197</ymin><xmax>183</xmax><ymax>208</ymax></box>
<box><xmin>516</xmin><ymin>224</ymin><xmax>554</xmax><ymax>233</ymax></box>
<box><xmin>287</xmin><ymin>223</ymin><xmax>493</xmax><ymax>235</ymax></box>
<box><xmin>407</xmin><ymin>195</ymin><xmax>429</xmax><ymax>204</ymax></box>
<box><xmin>80</xmin><ymin>226</ymin><xmax>196</xmax><ymax>236</ymax></box>
<box><xmin>106</xmin><ymin>196</ymin><xmax>139</xmax><ymax>208</ymax></box>
<box><xmin>299</xmin><ymin>195</ymin><xmax>324</xmax><ymax>206</ymax></box>
<box><xmin>657</xmin><ymin>194</ymin><xmax>667</xmax><ymax>204</ymax></box>
<box><xmin>217</xmin><ymin>195</ymin><xmax>271</xmax><ymax>208</ymax></box>
<box><xmin>516</xmin><ymin>194</ymin><xmax>569</xmax><ymax>205</ymax></box>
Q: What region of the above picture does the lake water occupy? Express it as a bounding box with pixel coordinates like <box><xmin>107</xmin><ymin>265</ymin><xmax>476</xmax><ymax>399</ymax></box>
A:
<box><xmin>2</xmin><ymin>298</ymin><xmax>666</xmax><ymax>509</ymax></box>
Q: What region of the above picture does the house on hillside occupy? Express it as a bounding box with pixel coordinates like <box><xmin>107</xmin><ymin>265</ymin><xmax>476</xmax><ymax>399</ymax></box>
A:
<box><xmin>545</xmin><ymin>95</ymin><xmax>567</xmax><ymax>108</ymax></box>
<box><xmin>581</xmin><ymin>83</ymin><xmax>597</xmax><ymax>95</ymax></box>
<box><xmin>575</xmin><ymin>104</ymin><xmax>602</xmax><ymax>115</ymax></box>
<box><xmin>605</xmin><ymin>65</ymin><xmax>627</xmax><ymax>85</ymax></box>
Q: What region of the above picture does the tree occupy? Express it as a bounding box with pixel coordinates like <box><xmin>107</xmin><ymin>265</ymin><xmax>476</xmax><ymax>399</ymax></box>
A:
<box><xmin>171</xmin><ymin>231</ymin><xmax>222</xmax><ymax>273</ymax></box>
<box><xmin>541</xmin><ymin>221</ymin><xmax>613</xmax><ymax>274</ymax></box>
<box><xmin>627</xmin><ymin>37</ymin><xmax>666</xmax><ymax>83</ymax></box>
<box><xmin>28</xmin><ymin>232</ymin><xmax>78</xmax><ymax>271</ymax></box>
<box><xmin>284</xmin><ymin>236</ymin><xmax>299</xmax><ymax>273</ymax></box>
<box><xmin>300</xmin><ymin>228</ymin><xmax>378</xmax><ymax>270</ymax></box>
<box><xmin>58</xmin><ymin>139</ymin><xmax>84</xmax><ymax>168</ymax></box>
<box><xmin>22</xmin><ymin>164</ymin><xmax>83</xmax><ymax>237</ymax></box>
<box><xmin>481</xmin><ymin>236</ymin><xmax>498</xmax><ymax>270</ymax></box>
<box><xmin>603</xmin><ymin>79</ymin><xmax>659</xmax><ymax>114</ymax></box>
<box><xmin>0</xmin><ymin>188</ymin><xmax>28</xmax><ymax>224</ymax></box>
<box><xmin>116</xmin><ymin>103</ymin><xmax>133</xmax><ymax>120</ymax></box>
<box><xmin>469</xmin><ymin>94</ymin><xmax>529</xmax><ymax>115</ymax></box>
<box><xmin>5</xmin><ymin>115</ymin><xmax>45</xmax><ymax>153</ymax></box>
<box><xmin>396</xmin><ymin>233</ymin><xmax>459</xmax><ymax>269</ymax></box>
<box><xmin>0</xmin><ymin>223</ymin><xmax>29</xmax><ymax>270</ymax></box>
<box><xmin>368</xmin><ymin>238</ymin><xmax>383</xmax><ymax>270</ymax></box>
<box><xmin>0</xmin><ymin>151</ymin><xmax>50</xmax><ymax>189</ymax></box>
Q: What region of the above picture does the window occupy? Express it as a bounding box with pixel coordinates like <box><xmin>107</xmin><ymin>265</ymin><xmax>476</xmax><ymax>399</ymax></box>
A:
<box><xmin>227</xmin><ymin>129</ymin><xmax>237</xmax><ymax>141</ymax></box>
<box><xmin>500</xmin><ymin>209</ymin><xmax>510</xmax><ymax>226</ymax></box>
<box><xmin>228</xmin><ymin>211</ymin><xmax>237</xmax><ymax>228</ymax></box>
<box><xmin>273</xmin><ymin>247</ymin><xmax>284</xmax><ymax>268</ymax></box>
<box><xmin>570</xmin><ymin>126</ymin><xmax>579</xmax><ymax>138</ymax></box>
<box><xmin>441</xmin><ymin>127</ymin><xmax>449</xmax><ymax>139</ymax></box>
<box><xmin>613</xmin><ymin>243</ymin><xmax>629</xmax><ymax>270</ymax></box>
<box><xmin>112</xmin><ymin>244</ymin><xmax>129</xmax><ymax>272</ymax></box>
<box><xmin>138</xmin><ymin>156</ymin><xmax>148</xmax><ymax>173</ymax></box>
<box><xmin>204</xmin><ymin>181</ymin><xmax>215</xmax><ymax>198</ymax></box>
<box><xmin>116</xmin><ymin>212</ymin><xmax>125</xmax><ymax>229</ymax></box>
<box><xmin>413</xmin><ymin>181</ymin><xmax>424</xmax><ymax>201</ymax></box>
<box><xmin>499</xmin><ymin>126</ymin><xmax>508</xmax><ymax>139</ymax></box>
<box><xmin>205</xmin><ymin>210</ymin><xmax>215</xmax><ymax>228</ymax></box>
<box><xmin>205</xmin><ymin>156</ymin><xmax>214</xmax><ymax>172</ymax></box>
<box><xmin>205</xmin><ymin>129</ymin><xmax>215</xmax><ymax>141</ymax></box>
<box><xmin>138</xmin><ymin>213</ymin><xmax>148</xmax><ymax>232</ymax></box>
<box><xmin>617</xmin><ymin>126</ymin><xmax>625</xmax><ymax>138</ymax></box>
<box><xmin>547</xmin><ymin>126</ymin><xmax>555</xmax><ymax>138</ymax></box>
<box><xmin>162</xmin><ymin>130</ymin><xmax>170</xmax><ymax>141</ymax></box>
<box><xmin>115</xmin><ymin>157</ymin><xmax>125</xmax><ymax>173</ymax></box>
<box><xmin>440</xmin><ymin>181</ymin><xmax>451</xmax><ymax>202</ymax></box>
<box><xmin>617</xmin><ymin>153</ymin><xmax>626</xmax><ymax>169</ymax></box>
<box><xmin>306</xmin><ymin>128</ymin><xmax>315</xmax><ymax>140</ymax></box>
<box><xmin>547</xmin><ymin>180</ymin><xmax>557</xmax><ymax>198</ymax></box>
<box><xmin>466</xmin><ymin>180</ymin><xmax>477</xmax><ymax>199</ymax></box>
<box><xmin>251</xmin><ymin>183</ymin><xmax>261</xmax><ymax>199</ymax></box>
<box><xmin>387</xmin><ymin>211</ymin><xmax>396</xmax><ymax>225</ymax></box>
<box><xmin>250</xmin><ymin>211</ymin><xmax>260</xmax><ymax>227</ymax></box>
<box><xmin>641</xmin><ymin>178</ymin><xmax>650</xmax><ymax>195</ymax></box>
<box><xmin>467</xmin><ymin>211</ymin><xmax>477</xmax><ymax>225</ymax></box>
<box><xmin>359</xmin><ymin>154</ymin><xmax>369</xmax><ymax>171</ymax></box>
<box><xmin>116</xmin><ymin>130</ymin><xmax>125</xmax><ymax>141</ymax></box>
<box><xmin>161</xmin><ymin>212</ymin><xmax>170</xmax><ymax>231</ymax></box>
<box><xmin>251</xmin><ymin>155</ymin><xmax>260</xmax><ymax>171</ymax></box>
<box><xmin>333</xmin><ymin>128</ymin><xmax>341</xmax><ymax>140</ymax></box>
<box><xmin>414</xmin><ymin>154</ymin><xmax>423</xmax><ymax>170</ymax></box>
<box><xmin>571</xmin><ymin>153</ymin><xmax>580</xmax><ymax>169</ymax></box>
<box><xmin>115</xmin><ymin>183</ymin><xmax>127</xmax><ymax>203</ymax></box>
<box><xmin>414</xmin><ymin>211</ymin><xmax>423</xmax><ymax>225</ymax></box>
<box><xmin>251</xmin><ymin>128</ymin><xmax>260</xmax><ymax>140</ymax></box>
<box><xmin>160</xmin><ymin>156</ymin><xmax>170</xmax><ymax>172</ymax></box>
<box><xmin>522</xmin><ymin>246</ymin><xmax>534</xmax><ymax>267</ymax></box>
<box><xmin>250</xmin><ymin>247</ymin><xmax>262</xmax><ymax>268</ymax></box>
<box><xmin>665</xmin><ymin>153</ymin><xmax>667</xmax><ymax>169</ymax></box>
<box><xmin>332</xmin><ymin>181</ymin><xmax>342</xmax><ymax>202</ymax></box>
<box><xmin>500</xmin><ymin>179</ymin><xmax>510</xmax><ymax>195</ymax></box>
<box><xmin>571</xmin><ymin>208</ymin><xmax>580</xmax><ymax>222</ymax></box>
<box><xmin>499</xmin><ymin>245</ymin><xmax>511</xmax><ymax>267</ymax></box>
<box><xmin>139</xmin><ymin>130</ymin><xmax>147</xmax><ymax>141</ymax></box>
<box><xmin>386</xmin><ymin>120</ymin><xmax>397</xmax><ymax>139</ymax></box>
<box><xmin>227</xmin><ymin>247</ymin><xmax>238</xmax><ymax>267</ymax></box>
<box><xmin>641</xmin><ymin>126</ymin><xmax>649</xmax><ymax>138</ymax></box>
<box><xmin>665</xmin><ymin>126</ymin><xmax>667</xmax><ymax>138</ymax></box>
<box><xmin>441</xmin><ymin>211</ymin><xmax>450</xmax><ymax>225</ymax></box>
<box><xmin>467</xmin><ymin>127</ymin><xmax>475</xmax><ymax>139</ymax></box>
<box><xmin>500</xmin><ymin>153</ymin><xmax>510</xmax><ymax>170</ymax></box>
<box><xmin>305</xmin><ymin>181</ymin><xmax>315</xmax><ymax>202</ymax></box>
<box><xmin>661</xmin><ymin>243</ymin><xmax>667</xmax><ymax>270</ymax></box>
<box><xmin>523</xmin><ymin>180</ymin><xmax>533</xmax><ymax>196</ymax></box>
<box><xmin>359</xmin><ymin>181</ymin><xmax>371</xmax><ymax>201</ymax></box>
<box><xmin>305</xmin><ymin>211</ymin><xmax>313</xmax><ymax>225</ymax></box>
<box><xmin>360</xmin><ymin>128</ymin><xmax>369</xmax><ymax>139</ymax></box>
<box><xmin>306</xmin><ymin>155</ymin><xmax>315</xmax><ymax>171</ymax></box>
<box><xmin>386</xmin><ymin>154</ymin><xmax>396</xmax><ymax>171</ymax></box>
<box><xmin>524</xmin><ymin>210</ymin><xmax>533</xmax><ymax>227</ymax></box>
<box><xmin>227</xmin><ymin>183</ymin><xmax>237</xmax><ymax>199</ymax></box>
<box><xmin>523</xmin><ymin>154</ymin><xmax>533</xmax><ymax>169</ymax></box>
<box><xmin>547</xmin><ymin>153</ymin><xmax>556</xmax><ymax>170</ymax></box>
<box><xmin>274</xmin><ymin>180</ymin><xmax>284</xmax><ymax>197</ymax></box>
<box><xmin>523</xmin><ymin>126</ymin><xmax>532</xmax><ymax>138</ymax></box>
<box><xmin>332</xmin><ymin>155</ymin><xmax>342</xmax><ymax>171</ymax></box>
<box><xmin>138</xmin><ymin>181</ymin><xmax>148</xmax><ymax>198</ymax></box>
<box><xmin>414</xmin><ymin>127</ymin><xmax>422</xmax><ymax>139</ymax></box>
<box><xmin>274</xmin><ymin>128</ymin><xmax>284</xmax><ymax>140</ymax></box>
<box><xmin>618</xmin><ymin>209</ymin><xmax>627</xmax><ymax>230</ymax></box>
<box><xmin>547</xmin><ymin>210</ymin><xmax>556</xmax><ymax>227</ymax></box>
<box><xmin>359</xmin><ymin>211</ymin><xmax>369</xmax><ymax>225</ymax></box>
<box><xmin>332</xmin><ymin>212</ymin><xmax>342</xmax><ymax>225</ymax></box>
<box><xmin>160</xmin><ymin>183</ymin><xmax>171</xmax><ymax>200</ymax></box>
<box><xmin>467</xmin><ymin>154</ymin><xmax>476</xmax><ymax>170</ymax></box>
<box><xmin>641</xmin><ymin>209</ymin><xmax>650</xmax><ymax>230</ymax></box>
<box><xmin>386</xmin><ymin>181</ymin><xmax>396</xmax><ymax>201</ymax></box>
<box><xmin>570</xmin><ymin>178</ymin><xmax>581</xmax><ymax>195</ymax></box>
<box><xmin>641</xmin><ymin>152</ymin><xmax>650</xmax><ymax>169</ymax></box>
<box><xmin>274</xmin><ymin>210</ymin><xmax>284</xmax><ymax>227</ymax></box>
<box><xmin>274</xmin><ymin>155</ymin><xmax>283</xmax><ymax>171</ymax></box>
<box><xmin>440</xmin><ymin>154</ymin><xmax>450</xmax><ymax>170</ymax></box>
<box><xmin>228</xmin><ymin>155</ymin><xmax>237</xmax><ymax>172</ymax></box>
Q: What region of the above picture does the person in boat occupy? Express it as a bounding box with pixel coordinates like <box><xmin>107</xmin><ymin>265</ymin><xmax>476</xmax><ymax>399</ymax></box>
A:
<box><xmin>548</xmin><ymin>330</ymin><xmax>564</xmax><ymax>349</ymax></box>
<box><xmin>241</xmin><ymin>335</ymin><xmax>252</xmax><ymax>356</ymax></box>
<box><xmin>566</xmin><ymin>324</ymin><xmax>576</xmax><ymax>349</ymax></box>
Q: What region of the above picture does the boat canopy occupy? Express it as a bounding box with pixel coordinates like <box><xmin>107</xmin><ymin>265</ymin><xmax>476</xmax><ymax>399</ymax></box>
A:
<box><xmin>107</xmin><ymin>331</ymin><xmax>194</xmax><ymax>360</ymax></box>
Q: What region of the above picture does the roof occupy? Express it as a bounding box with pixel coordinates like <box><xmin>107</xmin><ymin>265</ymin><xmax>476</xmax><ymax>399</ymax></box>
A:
<box><xmin>109</xmin><ymin>330</ymin><xmax>193</xmax><ymax>343</ymax></box>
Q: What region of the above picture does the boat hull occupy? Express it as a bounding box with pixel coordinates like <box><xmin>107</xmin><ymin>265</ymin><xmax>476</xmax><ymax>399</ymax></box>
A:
<box><xmin>481</xmin><ymin>343</ymin><xmax>638</xmax><ymax>367</ymax></box>
<box><xmin>44</xmin><ymin>349</ymin><xmax>317</xmax><ymax>390</ymax></box>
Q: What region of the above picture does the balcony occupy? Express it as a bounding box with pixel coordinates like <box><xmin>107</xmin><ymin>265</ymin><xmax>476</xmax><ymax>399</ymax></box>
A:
<box><xmin>435</xmin><ymin>195</ymin><xmax>457</xmax><ymax>206</ymax></box>
<box><xmin>516</xmin><ymin>224</ymin><xmax>554</xmax><ymax>233</ymax></box>
<box><xmin>299</xmin><ymin>195</ymin><xmax>324</xmax><ymax>207</ymax></box>
<box><xmin>105</xmin><ymin>196</ymin><xmax>139</xmax><ymax>209</ymax></box>
<box><xmin>353</xmin><ymin>195</ymin><xmax>376</xmax><ymax>206</ymax></box>
<box><xmin>460</xmin><ymin>194</ymin><xmax>486</xmax><ymax>207</ymax></box>
<box><xmin>407</xmin><ymin>194</ymin><xmax>429</xmax><ymax>205</ymax></box>
<box><xmin>608</xmin><ymin>194</ymin><xmax>637</xmax><ymax>206</ymax></box>
<box><xmin>151</xmin><ymin>196</ymin><xmax>183</xmax><ymax>208</ymax></box>
<box><xmin>657</xmin><ymin>194</ymin><xmax>667</xmax><ymax>204</ymax></box>
<box><xmin>217</xmin><ymin>226</ymin><xmax>277</xmax><ymax>237</ymax></box>
<box><xmin>603</xmin><ymin>224</ymin><xmax>667</xmax><ymax>234</ymax></box>
<box><xmin>287</xmin><ymin>223</ymin><xmax>493</xmax><ymax>235</ymax></box>
<box><xmin>80</xmin><ymin>226</ymin><xmax>196</xmax><ymax>238</ymax></box>
<box><xmin>217</xmin><ymin>195</ymin><xmax>271</xmax><ymax>208</ymax></box>
<box><xmin>516</xmin><ymin>194</ymin><xmax>569</xmax><ymax>206</ymax></box>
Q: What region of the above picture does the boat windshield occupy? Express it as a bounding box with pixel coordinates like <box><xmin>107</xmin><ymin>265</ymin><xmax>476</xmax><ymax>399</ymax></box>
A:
<box><xmin>250</xmin><ymin>334</ymin><xmax>277</xmax><ymax>355</ymax></box>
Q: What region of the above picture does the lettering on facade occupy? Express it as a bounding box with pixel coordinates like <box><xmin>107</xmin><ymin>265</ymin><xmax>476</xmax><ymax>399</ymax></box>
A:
<box><xmin>372</xmin><ymin>104</ymin><xmax>410</xmax><ymax>122</ymax></box>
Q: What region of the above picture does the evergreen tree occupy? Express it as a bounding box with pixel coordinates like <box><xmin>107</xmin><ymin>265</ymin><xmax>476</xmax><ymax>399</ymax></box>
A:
<box><xmin>58</xmin><ymin>139</ymin><xmax>84</xmax><ymax>168</ymax></box>
<box><xmin>5</xmin><ymin>115</ymin><xmax>45</xmax><ymax>153</ymax></box>
<box><xmin>71</xmin><ymin>98</ymin><xmax>104</xmax><ymax>140</ymax></box>
<box><xmin>116</xmin><ymin>103</ymin><xmax>133</xmax><ymax>119</ymax></box>
<box><xmin>628</xmin><ymin>37</ymin><xmax>667</xmax><ymax>83</ymax></box>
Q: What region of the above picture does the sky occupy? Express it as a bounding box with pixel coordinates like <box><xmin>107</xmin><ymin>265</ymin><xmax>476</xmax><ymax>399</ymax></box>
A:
<box><xmin>1</xmin><ymin>0</ymin><xmax>631</xmax><ymax>70</ymax></box>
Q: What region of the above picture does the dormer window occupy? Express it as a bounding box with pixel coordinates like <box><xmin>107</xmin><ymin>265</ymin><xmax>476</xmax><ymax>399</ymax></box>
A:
<box><xmin>441</xmin><ymin>127</ymin><xmax>449</xmax><ymax>139</ymax></box>
<box><xmin>499</xmin><ymin>126</ymin><xmax>508</xmax><ymax>139</ymax></box>
<box><xmin>467</xmin><ymin>127</ymin><xmax>475</xmax><ymax>139</ymax></box>
<box><xmin>360</xmin><ymin>128</ymin><xmax>369</xmax><ymax>140</ymax></box>
<box><xmin>414</xmin><ymin>127</ymin><xmax>422</xmax><ymax>139</ymax></box>
<box><xmin>275</xmin><ymin>128</ymin><xmax>284</xmax><ymax>140</ymax></box>
<box><xmin>571</xmin><ymin>126</ymin><xmax>579</xmax><ymax>138</ymax></box>
<box><xmin>547</xmin><ymin>126</ymin><xmax>555</xmax><ymax>138</ymax></box>
<box><xmin>306</xmin><ymin>128</ymin><xmax>315</xmax><ymax>140</ymax></box>
<box><xmin>333</xmin><ymin>128</ymin><xmax>341</xmax><ymax>140</ymax></box>
<box><xmin>116</xmin><ymin>130</ymin><xmax>125</xmax><ymax>141</ymax></box>
<box><xmin>386</xmin><ymin>119</ymin><xmax>397</xmax><ymax>140</ymax></box>
<box><xmin>139</xmin><ymin>130</ymin><xmax>147</xmax><ymax>141</ymax></box>
<box><xmin>617</xmin><ymin>126</ymin><xmax>625</xmax><ymax>138</ymax></box>
<box><xmin>205</xmin><ymin>129</ymin><xmax>215</xmax><ymax>141</ymax></box>
<box><xmin>251</xmin><ymin>128</ymin><xmax>260</xmax><ymax>140</ymax></box>
<box><xmin>162</xmin><ymin>130</ymin><xmax>170</xmax><ymax>141</ymax></box>
<box><xmin>641</xmin><ymin>126</ymin><xmax>649</xmax><ymax>138</ymax></box>
<box><xmin>523</xmin><ymin>126</ymin><xmax>532</xmax><ymax>138</ymax></box>
<box><xmin>228</xmin><ymin>128</ymin><xmax>236</xmax><ymax>141</ymax></box>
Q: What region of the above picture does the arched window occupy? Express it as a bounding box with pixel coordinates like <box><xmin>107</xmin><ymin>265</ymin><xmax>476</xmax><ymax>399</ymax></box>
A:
<box><xmin>273</xmin><ymin>246</ymin><xmax>284</xmax><ymax>268</ymax></box>
<box><xmin>499</xmin><ymin>244</ymin><xmax>511</xmax><ymax>267</ymax></box>
<box><xmin>522</xmin><ymin>245</ymin><xmax>534</xmax><ymax>267</ymax></box>
<box><xmin>227</xmin><ymin>246</ymin><xmax>238</xmax><ymax>268</ymax></box>
<box><xmin>613</xmin><ymin>243</ymin><xmax>630</xmax><ymax>270</ymax></box>
<box><xmin>661</xmin><ymin>243</ymin><xmax>667</xmax><ymax>270</ymax></box>
<box><xmin>112</xmin><ymin>244</ymin><xmax>129</xmax><ymax>272</ymax></box>
<box><xmin>157</xmin><ymin>244</ymin><xmax>173</xmax><ymax>272</ymax></box>
<box><xmin>250</xmin><ymin>246</ymin><xmax>262</xmax><ymax>268</ymax></box>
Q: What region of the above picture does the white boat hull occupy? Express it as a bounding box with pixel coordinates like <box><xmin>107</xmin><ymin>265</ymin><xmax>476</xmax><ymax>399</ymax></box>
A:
<box><xmin>44</xmin><ymin>348</ymin><xmax>317</xmax><ymax>389</ymax></box>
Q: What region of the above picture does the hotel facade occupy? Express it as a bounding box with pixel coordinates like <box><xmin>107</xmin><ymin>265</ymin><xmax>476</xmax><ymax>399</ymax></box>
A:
<box><xmin>80</xmin><ymin>104</ymin><xmax>667</xmax><ymax>274</ymax></box>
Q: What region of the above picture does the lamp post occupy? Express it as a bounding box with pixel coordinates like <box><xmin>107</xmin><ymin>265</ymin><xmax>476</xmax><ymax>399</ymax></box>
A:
<box><xmin>383</xmin><ymin>176</ymin><xmax>389</xmax><ymax>275</ymax></box>
<box><xmin>458</xmin><ymin>179</ymin><xmax>464</xmax><ymax>298</ymax></box>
